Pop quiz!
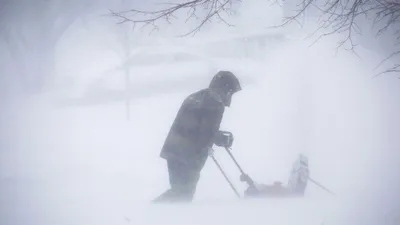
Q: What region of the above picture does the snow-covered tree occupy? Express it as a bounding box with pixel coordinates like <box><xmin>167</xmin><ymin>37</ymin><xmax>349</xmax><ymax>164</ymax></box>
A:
<box><xmin>0</xmin><ymin>0</ymin><xmax>98</xmax><ymax>93</ymax></box>
<box><xmin>81</xmin><ymin>0</ymin><xmax>143</xmax><ymax>120</ymax></box>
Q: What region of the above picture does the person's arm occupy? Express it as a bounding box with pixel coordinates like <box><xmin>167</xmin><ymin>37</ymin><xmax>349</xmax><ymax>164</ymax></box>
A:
<box><xmin>195</xmin><ymin>104</ymin><xmax>225</xmax><ymax>150</ymax></box>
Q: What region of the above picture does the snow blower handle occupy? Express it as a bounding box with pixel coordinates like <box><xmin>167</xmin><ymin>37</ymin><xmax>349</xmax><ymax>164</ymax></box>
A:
<box><xmin>224</xmin><ymin>147</ymin><xmax>255</xmax><ymax>187</ymax></box>
<box><xmin>210</xmin><ymin>153</ymin><xmax>241</xmax><ymax>198</ymax></box>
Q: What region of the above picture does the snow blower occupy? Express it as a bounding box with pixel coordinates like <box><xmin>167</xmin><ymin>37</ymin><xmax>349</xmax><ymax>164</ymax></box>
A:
<box><xmin>212</xmin><ymin>131</ymin><xmax>335</xmax><ymax>198</ymax></box>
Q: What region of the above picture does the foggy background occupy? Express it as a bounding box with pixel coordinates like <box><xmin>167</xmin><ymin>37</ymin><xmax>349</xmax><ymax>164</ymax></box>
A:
<box><xmin>1</xmin><ymin>0</ymin><xmax>400</xmax><ymax>225</ymax></box>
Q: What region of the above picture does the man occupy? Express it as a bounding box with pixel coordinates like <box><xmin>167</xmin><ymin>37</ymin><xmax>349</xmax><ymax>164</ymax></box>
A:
<box><xmin>153</xmin><ymin>71</ymin><xmax>242</xmax><ymax>203</ymax></box>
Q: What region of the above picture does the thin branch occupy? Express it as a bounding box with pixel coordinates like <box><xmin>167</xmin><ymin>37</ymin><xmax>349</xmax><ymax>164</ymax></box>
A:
<box><xmin>374</xmin><ymin>50</ymin><xmax>400</xmax><ymax>70</ymax></box>
<box><xmin>108</xmin><ymin>0</ymin><xmax>238</xmax><ymax>37</ymax></box>
<box><xmin>271</xmin><ymin>0</ymin><xmax>399</xmax><ymax>74</ymax></box>
<box><xmin>105</xmin><ymin>0</ymin><xmax>400</xmax><ymax>75</ymax></box>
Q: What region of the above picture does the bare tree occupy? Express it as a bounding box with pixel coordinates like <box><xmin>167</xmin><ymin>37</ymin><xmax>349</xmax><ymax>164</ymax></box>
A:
<box><xmin>278</xmin><ymin>0</ymin><xmax>400</xmax><ymax>75</ymax></box>
<box><xmin>109</xmin><ymin>0</ymin><xmax>400</xmax><ymax>76</ymax></box>
<box><xmin>109</xmin><ymin>0</ymin><xmax>240</xmax><ymax>37</ymax></box>
<box><xmin>82</xmin><ymin>0</ymin><xmax>139</xmax><ymax>120</ymax></box>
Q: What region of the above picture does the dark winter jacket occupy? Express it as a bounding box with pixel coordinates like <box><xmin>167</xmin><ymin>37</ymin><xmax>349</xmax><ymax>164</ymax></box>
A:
<box><xmin>160</xmin><ymin>88</ymin><xmax>225</xmax><ymax>168</ymax></box>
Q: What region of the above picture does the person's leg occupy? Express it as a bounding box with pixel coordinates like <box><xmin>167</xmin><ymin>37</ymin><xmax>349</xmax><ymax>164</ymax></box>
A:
<box><xmin>152</xmin><ymin>159</ymin><xmax>200</xmax><ymax>203</ymax></box>
<box><xmin>153</xmin><ymin>156</ymin><xmax>207</xmax><ymax>203</ymax></box>
<box><xmin>167</xmin><ymin>159</ymin><xmax>201</xmax><ymax>202</ymax></box>
<box><xmin>152</xmin><ymin>160</ymin><xmax>181</xmax><ymax>203</ymax></box>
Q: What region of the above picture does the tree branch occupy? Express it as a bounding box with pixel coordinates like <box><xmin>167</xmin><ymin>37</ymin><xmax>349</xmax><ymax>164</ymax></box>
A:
<box><xmin>108</xmin><ymin>0</ymin><xmax>239</xmax><ymax>37</ymax></box>
<box><xmin>271</xmin><ymin>0</ymin><xmax>400</xmax><ymax>76</ymax></box>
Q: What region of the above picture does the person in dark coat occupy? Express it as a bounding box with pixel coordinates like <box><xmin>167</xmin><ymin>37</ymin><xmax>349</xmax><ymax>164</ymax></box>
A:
<box><xmin>153</xmin><ymin>71</ymin><xmax>242</xmax><ymax>203</ymax></box>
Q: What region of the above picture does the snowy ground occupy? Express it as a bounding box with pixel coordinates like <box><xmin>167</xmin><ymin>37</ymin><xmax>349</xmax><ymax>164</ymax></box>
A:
<box><xmin>1</xmin><ymin>35</ymin><xmax>400</xmax><ymax>225</ymax></box>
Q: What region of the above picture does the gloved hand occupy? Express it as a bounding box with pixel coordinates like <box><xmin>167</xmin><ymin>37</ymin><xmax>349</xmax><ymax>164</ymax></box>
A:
<box><xmin>214</xmin><ymin>130</ymin><xmax>234</xmax><ymax>148</ymax></box>
<box><xmin>240</xmin><ymin>174</ymin><xmax>252</xmax><ymax>183</ymax></box>
<box><xmin>240</xmin><ymin>173</ymin><xmax>255</xmax><ymax>187</ymax></box>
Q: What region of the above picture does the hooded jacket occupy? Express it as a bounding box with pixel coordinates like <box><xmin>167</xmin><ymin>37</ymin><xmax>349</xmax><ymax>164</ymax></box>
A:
<box><xmin>160</xmin><ymin>88</ymin><xmax>225</xmax><ymax>168</ymax></box>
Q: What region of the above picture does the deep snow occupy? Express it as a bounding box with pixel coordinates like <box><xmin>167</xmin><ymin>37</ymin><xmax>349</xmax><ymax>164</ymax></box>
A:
<box><xmin>1</xmin><ymin>19</ymin><xmax>400</xmax><ymax>225</ymax></box>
